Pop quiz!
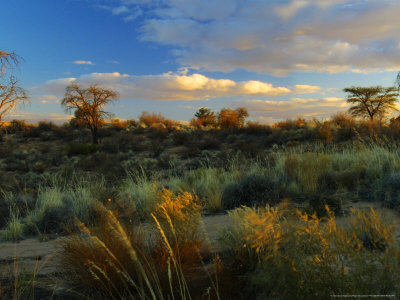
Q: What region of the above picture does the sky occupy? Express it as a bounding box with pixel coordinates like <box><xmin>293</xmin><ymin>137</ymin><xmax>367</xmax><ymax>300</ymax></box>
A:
<box><xmin>1</xmin><ymin>0</ymin><xmax>400</xmax><ymax>124</ymax></box>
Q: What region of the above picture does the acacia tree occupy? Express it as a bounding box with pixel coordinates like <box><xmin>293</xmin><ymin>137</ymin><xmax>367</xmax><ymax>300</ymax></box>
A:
<box><xmin>343</xmin><ymin>86</ymin><xmax>399</xmax><ymax>121</ymax></box>
<box><xmin>0</xmin><ymin>50</ymin><xmax>27</xmax><ymax>127</ymax></box>
<box><xmin>62</xmin><ymin>83</ymin><xmax>119</xmax><ymax>144</ymax></box>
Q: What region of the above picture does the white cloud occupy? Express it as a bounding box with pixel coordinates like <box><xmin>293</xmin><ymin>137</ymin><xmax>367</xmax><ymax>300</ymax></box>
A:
<box><xmin>30</xmin><ymin>71</ymin><xmax>291</xmax><ymax>102</ymax></box>
<box><xmin>96</xmin><ymin>0</ymin><xmax>400</xmax><ymax>75</ymax></box>
<box><xmin>73</xmin><ymin>60</ymin><xmax>94</xmax><ymax>65</ymax></box>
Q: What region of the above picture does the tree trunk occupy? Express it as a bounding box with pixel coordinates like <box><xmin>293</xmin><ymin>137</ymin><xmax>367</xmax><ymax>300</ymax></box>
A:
<box><xmin>92</xmin><ymin>127</ymin><xmax>98</xmax><ymax>144</ymax></box>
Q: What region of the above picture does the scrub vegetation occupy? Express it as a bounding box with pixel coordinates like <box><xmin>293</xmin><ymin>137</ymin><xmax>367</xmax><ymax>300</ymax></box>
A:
<box><xmin>2</xmin><ymin>112</ymin><xmax>400</xmax><ymax>299</ymax></box>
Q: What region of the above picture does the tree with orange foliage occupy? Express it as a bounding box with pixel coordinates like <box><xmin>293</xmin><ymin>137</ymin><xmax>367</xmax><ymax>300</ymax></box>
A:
<box><xmin>217</xmin><ymin>107</ymin><xmax>249</xmax><ymax>129</ymax></box>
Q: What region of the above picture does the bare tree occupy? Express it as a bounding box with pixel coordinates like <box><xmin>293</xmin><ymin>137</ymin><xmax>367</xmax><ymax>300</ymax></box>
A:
<box><xmin>0</xmin><ymin>50</ymin><xmax>27</xmax><ymax>127</ymax></box>
<box><xmin>0</xmin><ymin>50</ymin><xmax>19</xmax><ymax>74</ymax></box>
<box><xmin>343</xmin><ymin>86</ymin><xmax>399</xmax><ymax>121</ymax></box>
<box><xmin>0</xmin><ymin>76</ymin><xmax>27</xmax><ymax>125</ymax></box>
<box><xmin>62</xmin><ymin>83</ymin><xmax>119</xmax><ymax>144</ymax></box>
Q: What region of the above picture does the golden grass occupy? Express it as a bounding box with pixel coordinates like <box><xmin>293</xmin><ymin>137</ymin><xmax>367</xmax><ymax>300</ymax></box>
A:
<box><xmin>59</xmin><ymin>191</ymin><xmax>218</xmax><ymax>299</ymax></box>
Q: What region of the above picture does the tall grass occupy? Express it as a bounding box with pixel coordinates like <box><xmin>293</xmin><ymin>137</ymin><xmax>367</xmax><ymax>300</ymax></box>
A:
<box><xmin>60</xmin><ymin>190</ymin><xmax>219</xmax><ymax>299</ymax></box>
<box><xmin>119</xmin><ymin>174</ymin><xmax>160</xmax><ymax>220</ymax></box>
<box><xmin>190</xmin><ymin>167</ymin><xmax>239</xmax><ymax>213</ymax></box>
<box><xmin>2</xmin><ymin>207</ymin><xmax>24</xmax><ymax>242</ymax></box>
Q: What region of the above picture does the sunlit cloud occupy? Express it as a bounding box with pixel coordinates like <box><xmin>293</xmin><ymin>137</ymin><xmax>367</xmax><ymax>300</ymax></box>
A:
<box><xmin>30</xmin><ymin>71</ymin><xmax>291</xmax><ymax>102</ymax></box>
<box><xmin>73</xmin><ymin>60</ymin><xmax>94</xmax><ymax>65</ymax></box>
<box><xmin>293</xmin><ymin>84</ymin><xmax>321</xmax><ymax>94</ymax></box>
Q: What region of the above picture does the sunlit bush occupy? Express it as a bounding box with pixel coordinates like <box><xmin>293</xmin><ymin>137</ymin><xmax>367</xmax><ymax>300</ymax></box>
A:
<box><xmin>220</xmin><ymin>204</ymin><xmax>400</xmax><ymax>299</ymax></box>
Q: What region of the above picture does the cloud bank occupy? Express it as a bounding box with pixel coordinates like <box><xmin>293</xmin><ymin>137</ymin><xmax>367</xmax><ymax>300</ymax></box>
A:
<box><xmin>94</xmin><ymin>0</ymin><xmax>400</xmax><ymax>75</ymax></box>
<box><xmin>246</xmin><ymin>96</ymin><xmax>348</xmax><ymax>122</ymax></box>
<box><xmin>31</xmin><ymin>71</ymin><xmax>292</xmax><ymax>101</ymax></box>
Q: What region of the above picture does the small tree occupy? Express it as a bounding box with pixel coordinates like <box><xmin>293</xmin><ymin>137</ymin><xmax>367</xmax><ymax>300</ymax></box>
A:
<box><xmin>62</xmin><ymin>83</ymin><xmax>119</xmax><ymax>144</ymax></box>
<box><xmin>235</xmin><ymin>107</ymin><xmax>249</xmax><ymax>127</ymax></box>
<box><xmin>0</xmin><ymin>51</ymin><xmax>27</xmax><ymax>128</ymax></box>
<box><xmin>217</xmin><ymin>107</ymin><xmax>249</xmax><ymax>129</ymax></box>
<box><xmin>344</xmin><ymin>86</ymin><xmax>399</xmax><ymax>121</ymax></box>
<box><xmin>192</xmin><ymin>107</ymin><xmax>216</xmax><ymax>128</ymax></box>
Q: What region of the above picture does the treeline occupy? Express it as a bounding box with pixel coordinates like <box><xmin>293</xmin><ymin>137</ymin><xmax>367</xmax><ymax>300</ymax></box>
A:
<box><xmin>4</xmin><ymin>111</ymin><xmax>400</xmax><ymax>149</ymax></box>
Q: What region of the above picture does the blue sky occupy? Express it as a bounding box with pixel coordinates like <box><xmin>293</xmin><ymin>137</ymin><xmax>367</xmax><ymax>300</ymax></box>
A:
<box><xmin>1</xmin><ymin>0</ymin><xmax>400</xmax><ymax>124</ymax></box>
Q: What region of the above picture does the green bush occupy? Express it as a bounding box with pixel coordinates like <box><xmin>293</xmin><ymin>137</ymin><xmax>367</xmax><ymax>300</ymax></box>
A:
<box><xmin>222</xmin><ymin>173</ymin><xmax>281</xmax><ymax>209</ymax></box>
<box><xmin>65</xmin><ymin>142</ymin><xmax>100</xmax><ymax>156</ymax></box>
<box><xmin>35</xmin><ymin>204</ymin><xmax>75</xmax><ymax>234</ymax></box>
<box><xmin>380</xmin><ymin>172</ymin><xmax>400</xmax><ymax>209</ymax></box>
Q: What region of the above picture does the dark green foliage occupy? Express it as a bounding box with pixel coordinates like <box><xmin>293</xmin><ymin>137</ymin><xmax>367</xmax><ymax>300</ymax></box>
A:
<box><xmin>36</xmin><ymin>205</ymin><xmax>75</xmax><ymax>234</ymax></box>
<box><xmin>379</xmin><ymin>172</ymin><xmax>400</xmax><ymax>210</ymax></box>
<box><xmin>236</xmin><ymin>141</ymin><xmax>264</xmax><ymax>158</ymax></box>
<box><xmin>222</xmin><ymin>173</ymin><xmax>281</xmax><ymax>209</ymax></box>
<box><xmin>77</xmin><ymin>152</ymin><xmax>125</xmax><ymax>180</ymax></box>
<box><xmin>0</xmin><ymin>197</ymin><xmax>9</xmax><ymax>228</ymax></box>
<box><xmin>6</xmin><ymin>119</ymin><xmax>29</xmax><ymax>134</ymax></box>
<box><xmin>65</xmin><ymin>142</ymin><xmax>100</xmax><ymax>156</ymax></box>
<box><xmin>308</xmin><ymin>193</ymin><xmax>342</xmax><ymax>217</ymax></box>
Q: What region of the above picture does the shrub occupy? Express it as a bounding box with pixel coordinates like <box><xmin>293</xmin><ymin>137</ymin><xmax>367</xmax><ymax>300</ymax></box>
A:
<box><xmin>38</xmin><ymin>120</ymin><xmax>58</xmax><ymax>132</ymax></box>
<box><xmin>349</xmin><ymin>207</ymin><xmax>394</xmax><ymax>251</ymax></box>
<box><xmin>220</xmin><ymin>204</ymin><xmax>400</xmax><ymax>299</ymax></box>
<box><xmin>35</xmin><ymin>204</ymin><xmax>75</xmax><ymax>234</ymax></box>
<box><xmin>65</xmin><ymin>142</ymin><xmax>99</xmax><ymax>156</ymax></box>
<box><xmin>379</xmin><ymin>172</ymin><xmax>400</xmax><ymax>209</ymax></box>
<box><xmin>152</xmin><ymin>188</ymin><xmax>202</xmax><ymax>247</ymax></box>
<box><xmin>24</xmin><ymin>186</ymin><xmax>96</xmax><ymax>235</ymax></box>
<box><xmin>222</xmin><ymin>173</ymin><xmax>281</xmax><ymax>209</ymax></box>
<box><xmin>6</xmin><ymin>119</ymin><xmax>29</xmax><ymax>134</ymax></box>
<box><xmin>110</xmin><ymin>118</ymin><xmax>127</xmax><ymax>131</ymax></box>
<box><xmin>317</xmin><ymin>121</ymin><xmax>333</xmax><ymax>143</ymax></box>
<box><xmin>139</xmin><ymin>111</ymin><xmax>166</xmax><ymax>128</ymax></box>
<box><xmin>191</xmin><ymin>167</ymin><xmax>237</xmax><ymax>213</ymax></box>
<box><xmin>118</xmin><ymin>178</ymin><xmax>160</xmax><ymax>219</ymax></box>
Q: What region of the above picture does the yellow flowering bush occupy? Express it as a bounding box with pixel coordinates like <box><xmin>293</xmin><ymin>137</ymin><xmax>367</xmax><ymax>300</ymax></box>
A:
<box><xmin>153</xmin><ymin>188</ymin><xmax>202</xmax><ymax>245</ymax></box>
